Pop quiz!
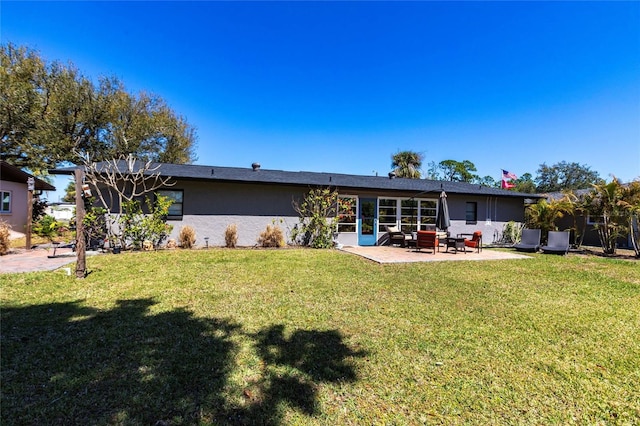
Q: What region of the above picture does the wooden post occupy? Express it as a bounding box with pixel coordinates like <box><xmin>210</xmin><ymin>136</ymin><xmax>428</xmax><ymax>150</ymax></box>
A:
<box><xmin>26</xmin><ymin>177</ymin><xmax>34</xmax><ymax>250</ymax></box>
<box><xmin>75</xmin><ymin>168</ymin><xmax>86</xmax><ymax>278</ymax></box>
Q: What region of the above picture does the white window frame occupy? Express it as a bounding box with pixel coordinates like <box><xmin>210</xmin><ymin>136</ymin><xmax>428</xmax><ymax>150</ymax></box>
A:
<box><xmin>336</xmin><ymin>195</ymin><xmax>358</xmax><ymax>233</ymax></box>
<box><xmin>378</xmin><ymin>197</ymin><xmax>437</xmax><ymax>233</ymax></box>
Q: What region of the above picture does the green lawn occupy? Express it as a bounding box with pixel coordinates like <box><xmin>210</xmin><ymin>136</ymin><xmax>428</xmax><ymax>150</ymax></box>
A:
<box><xmin>1</xmin><ymin>249</ymin><xmax>639</xmax><ymax>425</ymax></box>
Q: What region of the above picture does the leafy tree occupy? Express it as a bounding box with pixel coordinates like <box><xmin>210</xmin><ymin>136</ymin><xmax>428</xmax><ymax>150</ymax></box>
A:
<box><xmin>437</xmin><ymin>159</ymin><xmax>477</xmax><ymax>182</ymax></box>
<box><xmin>0</xmin><ymin>43</ymin><xmax>46</xmax><ymax>170</ymax></box>
<box><xmin>291</xmin><ymin>188</ymin><xmax>339</xmax><ymax>248</ymax></box>
<box><xmin>535</xmin><ymin>161</ymin><xmax>602</xmax><ymax>193</ymax></box>
<box><xmin>1</xmin><ymin>43</ymin><xmax>197</xmax><ymax>171</ymax></box>
<box><xmin>424</xmin><ymin>161</ymin><xmax>440</xmax><ymax>180</ymax></box>
<box><xmin>62</xmin><ymin>181</ymin><xmax>76</xmax><ymax>203</ymax></box>
<box><xmin>513</xmin><ymin>173</ymin><xmax>537</xmax><ymax>194</ymax></box>
<box><xmin>391</xmin><ymin>151</ymin><xmax>423</xmax><ymax>179</ymax></box>
<box><xmin>474</xmin><ymin>175</ymin><xmax>498</xmax><ymax>187</ymax></box>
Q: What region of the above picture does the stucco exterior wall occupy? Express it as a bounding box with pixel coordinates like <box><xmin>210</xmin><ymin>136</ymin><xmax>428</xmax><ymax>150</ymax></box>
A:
<box><xmin>0</xmin><ymin>180</ymin><xmax>27</xmax><ymax>232</ymax></box>
<box><xmin>163</xmin><ymin>180</ymin><xmax>307</xmax><ymax>246</ymax></box>
<box><xmin>167</xmin><ymin>215</ymin><xmax>300</xmax><ymax>247</ymax></box>
<box><xmin>448</xmin><ymin>195</ymin><xmax>525</xmax><ymax>244</ymax></box>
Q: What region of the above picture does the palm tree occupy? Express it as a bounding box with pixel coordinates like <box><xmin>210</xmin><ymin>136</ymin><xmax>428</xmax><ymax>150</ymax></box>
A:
<box><xmin>524</xmin><ymin>198</ymin><xmax>573</xmax><ymax>244</ymax></box>
<box><xmin>582</xmin><ymin>178</ymin><xmax>628</xmax><ymax>255</ymax></box>
<box><xmin>618</xmin><ymin>179</ymin><xmax>640</xmax><ymax>257</ymax></box>
<box><xmin>391</xmin><ymin>151</ymin><xmax>423</xmax><ymax>179</ymax></box>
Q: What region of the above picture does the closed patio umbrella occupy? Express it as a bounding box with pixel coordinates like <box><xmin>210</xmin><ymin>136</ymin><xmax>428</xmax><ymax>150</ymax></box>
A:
<box><xmin>436</xmin><ymin>190</ymin><xmax>450</xmax><ymax>232</ymax></box>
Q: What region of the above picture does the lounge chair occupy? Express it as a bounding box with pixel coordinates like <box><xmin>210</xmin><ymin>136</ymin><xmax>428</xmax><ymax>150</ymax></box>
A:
<box><xmin>414</xmin><ymin>231</ymin><xmax>438</xmax><ymax>254</ymax></box>
<box><xmin>513</xmin><ymin>229</ymin><xmax>541</xmax><ymax>252</ymax></box>
<box><xmin>541</xmin><ymin>231</ymin><xmax>570</xmax><ymax>255</ymax></box>
<box><xmin>385</xmin><ymin>225</ymin><xmax>409</xmax><ymax>247</ymax></box>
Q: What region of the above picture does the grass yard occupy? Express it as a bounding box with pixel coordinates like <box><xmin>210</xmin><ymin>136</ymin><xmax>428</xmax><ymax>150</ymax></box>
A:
<box><xmin>1</xmin><ymin>248</ymin><xmax>639</xmax><ymax>425</ymax></box>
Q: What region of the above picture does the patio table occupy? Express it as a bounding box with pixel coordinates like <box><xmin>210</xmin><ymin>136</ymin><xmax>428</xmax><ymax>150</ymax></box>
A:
<box><xmin>445</xmin><ymin>237</ymin><xmax>466</xmax><ymax>253</ymax></box>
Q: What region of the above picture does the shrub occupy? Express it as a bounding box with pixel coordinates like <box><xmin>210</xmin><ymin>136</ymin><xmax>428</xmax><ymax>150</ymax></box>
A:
<box><xmin>82</xmin><ymin>204</ymin><xmax>108</xmax><ymax>249</ymax></box>
<box><xmin>258</xmin><ymin>224</ymin><xmax>285</xmax><ymax>248</ymax></box>
<box><xmin>291</xmin><ymin>188</ymin><xmax>338</xmax><ymax>248</ymax></box>
<box><xmin>225</xmin><ymin>224</ymin><xmax>238</xmax><ymax>248</ymax></box>
<box><xmin>119</xmin><ymin>196</ymin><xmax>173</xmax><ymax>250</ymax></box>
<box><xmin>33</xmin><ymin>215</ymin><xmax>66</xmax><ymax>242</ymax></box>
<box><xmin>179</xmin><ymin>225</ymin><xmax>197</xmax><ymax>249</ymax></box>
<box><xmin>503</xmin><ymin>221</ymin><xmax>523</xmax><ymax>244</ymax></box>
<box><xmin>0</xmin><ymin>221</ymin><xmax>10</xmax><ymax>255</ymax></box>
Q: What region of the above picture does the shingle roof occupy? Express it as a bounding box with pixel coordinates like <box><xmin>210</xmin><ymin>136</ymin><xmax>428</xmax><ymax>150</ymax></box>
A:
<box><xmin>52</xmin><ymin>161</ymin><xmax>543</xmax><ymax>199</ymax></box>
<box><xmin>1</xmin><ymin>161</ymin><xmax>56</xmax><ymax>191</ymax></box>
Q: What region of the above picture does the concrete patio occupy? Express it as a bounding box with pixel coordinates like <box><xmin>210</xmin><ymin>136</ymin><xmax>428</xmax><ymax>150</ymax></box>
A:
<box><xmin>339</xmin><ymin>245</ymin><xmax>532</xmax><ymax>263</ymax></box>
<box><xmin>0</xmin><ymin>246</ymin><xmax>100</xmax><ymax>274</ymax></box>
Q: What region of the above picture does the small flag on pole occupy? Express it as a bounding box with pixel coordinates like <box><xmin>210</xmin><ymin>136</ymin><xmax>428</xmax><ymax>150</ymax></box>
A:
<box><xmin>502</xmin><ymin>170</ymin><xmax>517</xmax><ymax>180</ymax></box>
<box><xmin>501</xmin><ymin>169</ymin><xmax>517</xmax><ymax>189</ymax></box>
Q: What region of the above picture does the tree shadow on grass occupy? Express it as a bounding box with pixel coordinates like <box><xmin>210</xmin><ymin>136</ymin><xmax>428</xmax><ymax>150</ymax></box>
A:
<box><xmin>1</xmin><ymin>300</ymin><xmax>365</xmax><ymax>425</ymax></box>
<box><xmin>1</xmin><ymin>299</ymin><xmax>239</xmax><ymax>424</ymax></box>
<box><xmin>227</xmin><ymin>325</ymin><xmax>366</xmax><ymax>425</ymax></box>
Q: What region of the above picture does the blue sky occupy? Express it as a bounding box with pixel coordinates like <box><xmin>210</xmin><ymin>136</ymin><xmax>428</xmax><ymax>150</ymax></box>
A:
<box><xmin>2</xmin><ymin>1</ymin><xmax>639</xmax><ymax>201</ymax></box>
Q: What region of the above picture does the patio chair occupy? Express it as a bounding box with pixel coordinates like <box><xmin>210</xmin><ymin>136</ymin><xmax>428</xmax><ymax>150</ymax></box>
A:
<box><xmin>385</xmin><ymin>225</ymin><xmax>409</xmax><ymax>247</ymax></box>
<box><xmin>541</xmin><ymin>231</ymin><xmax>570</xmax><ymax>255</ymax></box>
<box><xmin>414</xmin><ymin>231</ymin><xmax>438</xmax><ymax>254</ymax></box>
<box><xmin>513</xmin><ymin>229</ymin><xmax>541</xmax><ymax>252</ymax></box>
<box><xmin>459</xmin><ymin>231</ymin><xmax>482</xmax><ymax>253</ymax></box>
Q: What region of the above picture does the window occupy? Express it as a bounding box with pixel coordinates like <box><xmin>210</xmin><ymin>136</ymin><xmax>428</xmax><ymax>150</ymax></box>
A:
<box><xmin>0</xmin><ymin>191</ymin><xmax>11</xmax><ymax>213</ymax></box>
<box><xmin>466</xmin><ymin>202</ymin><xmax>477</xmax><ymax>224</ymax></box>
<box><xmin>587</xmin><ymin>214</ymin><xmax>606</xmax><ymax>225</ymax></box>
<box><xmin>378</xmin><ymin>198</ymin><xmax>437</xmax><ymax>232</ymax></box>
<box><xmin>419</xmin><ymin>199</ymin><xmax>437</xmax><ymax>229</ymax></box>
<box><xmin>337</xmin><ymin>196</ymin><xmax>357</xmax><ymax>233</ymax></box>
<box><xmin>157</xmin><ymin>189</ymin><xmax>183</xmax><ymax>218</ymax></box>
<box><xmin>378</xmin><ymin>198</ymin><xmax>398</xmax><ymax>232</ymax></box>
<box><xmin>400</xmin><ymin>199</ymin><xmax>417</xmax><ymax>233</ymax></box>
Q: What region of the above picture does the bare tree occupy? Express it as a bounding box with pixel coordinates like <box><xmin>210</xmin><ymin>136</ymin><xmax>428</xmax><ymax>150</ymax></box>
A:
<box><xmin>80</xmin><ymin>153</ymin><xmax>175</xmax><ymax>247</ymax></box>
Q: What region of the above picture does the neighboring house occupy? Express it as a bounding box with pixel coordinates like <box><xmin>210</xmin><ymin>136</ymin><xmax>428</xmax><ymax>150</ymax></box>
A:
<box><xmin>52</xmin><ymin>162</ymin><xmax>542</xmax><ymax>247</ymax></box>
<box><xmin>0</xmin><ymin>161</ymin><xmax>56</xmax><ymax>233</ymax></box>
<box><xmin>46</xmin><ymin>203</ymin><xmax>76</xmax><ymax>222</ymax></box>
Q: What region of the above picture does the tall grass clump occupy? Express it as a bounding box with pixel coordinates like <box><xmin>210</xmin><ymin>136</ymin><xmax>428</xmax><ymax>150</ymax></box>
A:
<box><xmin>0</xmin><ymin>220</ymin><xmax>10</xmax><ymax>255</ymax></box>
<box><xmin>225</xmin><ymin>224</ymin><xmax>238</xmax><ymax>248</ymax></box>
<box><xmin>179</xmin><ymin>225</ymin><xmax>196</xmax><ymax>249</ymax></box>
<box><xmin>257</xmin><ymin>224</ymin><xmax>285</xmax><ymax>248</ymax></box>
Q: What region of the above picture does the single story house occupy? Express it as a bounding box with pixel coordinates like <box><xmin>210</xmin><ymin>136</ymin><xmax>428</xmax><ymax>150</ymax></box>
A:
<box><xmin>52</xmin><ymin>162</ymin><xmax>543</xmax><ymax>247</ymax></box>
<box><xmin>0</xmin><ymin>161</ymin><xmax>56</xmax><ymax>233</ymax></box>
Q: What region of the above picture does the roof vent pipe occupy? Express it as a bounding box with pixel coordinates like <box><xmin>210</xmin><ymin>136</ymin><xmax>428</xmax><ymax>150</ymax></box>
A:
<box><xmin>388</xmin><ymin>171</ymin><xmax>396</xmax><ymax>179</ymax></box>
<box><xmin>252</xmin><ymin>162</ymin><xmax>261</xmax><ymax>171</ymax></box>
